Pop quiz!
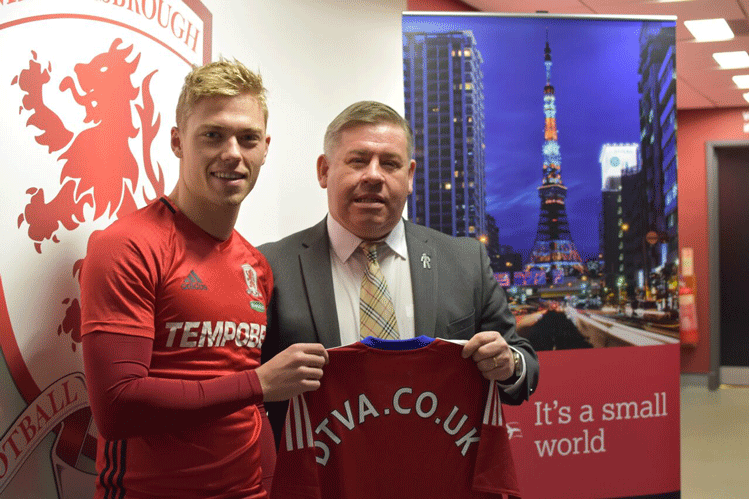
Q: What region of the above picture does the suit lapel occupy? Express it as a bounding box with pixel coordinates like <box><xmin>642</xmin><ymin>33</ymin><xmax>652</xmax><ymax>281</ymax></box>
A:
<box><xmin>405</xmin><ymin>221</ymin><xmax>436</xmax><ymax>336</ymax></box>
<box><xmin>299</xmin><ymin>219</ymin><xmax>342</xmax><ymax>347</ymax></box>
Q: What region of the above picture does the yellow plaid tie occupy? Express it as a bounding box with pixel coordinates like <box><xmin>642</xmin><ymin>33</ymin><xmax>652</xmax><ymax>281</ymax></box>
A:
<box><xmin>359</xmin><ymin>242</ymin><xmax>399</xmax><ymax>340</ymax></box>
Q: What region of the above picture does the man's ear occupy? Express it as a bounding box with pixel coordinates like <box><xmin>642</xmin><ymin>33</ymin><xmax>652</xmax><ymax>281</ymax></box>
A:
<box><xmin>317</xmin><ymin>154</ymin><xmax>329</xmax><ymax>188</ymax></box>
<box><xmin>171</xmin><ymin>127</ymin><xmax>183</xmax><ymax>158</ymax></box>
<box><xmin>407</xmin><ymin>159</ymin><xmax>416</xmax><ymax>194</ymax></box>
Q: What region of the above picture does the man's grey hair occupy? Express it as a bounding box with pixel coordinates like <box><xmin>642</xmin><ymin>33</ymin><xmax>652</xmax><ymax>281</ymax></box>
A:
<box><xmin>323</xmin><ymin>101</ymin><xmax>414</xmax><ymax>158</ymax></box>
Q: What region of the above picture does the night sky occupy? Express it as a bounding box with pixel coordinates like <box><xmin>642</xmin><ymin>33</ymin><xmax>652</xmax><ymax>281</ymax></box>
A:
<box><xmin>403</xmin><ymin>14</ymin><xmax>675</xmax><ymax>262</ymax></box>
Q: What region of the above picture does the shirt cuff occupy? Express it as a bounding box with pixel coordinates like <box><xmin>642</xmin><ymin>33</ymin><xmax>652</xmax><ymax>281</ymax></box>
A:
<box><xmin>247</xmin><ymin>369</ymin><xmax>264</xmax><ymax>405</ymax></box>
<box><xmin>496</xmin><ymin>347</ymin><xmax>526</xmax><ymax>395</ymax></box>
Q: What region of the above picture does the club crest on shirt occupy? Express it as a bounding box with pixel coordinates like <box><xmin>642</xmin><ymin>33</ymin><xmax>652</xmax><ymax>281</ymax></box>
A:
<box><xmin>242</xmin><ymin>263</ymin><xmax>262</xmax><ymax>300</ymax></box>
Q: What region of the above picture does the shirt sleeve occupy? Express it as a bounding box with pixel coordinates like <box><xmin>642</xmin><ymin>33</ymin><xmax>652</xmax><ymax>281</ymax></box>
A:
<box><xmin>476</xmin><ymin>239</ymin><xmax>539</xmax><ymax>403</ymax></box>
<box><xmin>80</xmin><ymin>225</ymin><xmax>159</xmax><ymax>339</ymax></box>
<box><xmin>83</xmin><ymin>331</ymin><xmax>263</xmax><ymax>440</ymax></box>
<box><xmin>269</xmin><ymin>395</ymin><xmax>323</xmax><ymax>499</ymax></box>
<box><xmin>472</xmin><ymin>380</ymin><xmax>522</xmax><ymax>498</ymax></box>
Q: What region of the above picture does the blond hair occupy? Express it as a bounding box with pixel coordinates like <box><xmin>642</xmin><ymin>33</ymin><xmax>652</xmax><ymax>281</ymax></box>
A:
<box><xmin>324</xmin><ymin>101</ymin><xmax>413</xmax><ymax>158</ymax></box>
<box><xmin>175</xmin><ymin>57</ymin><xmax>268</xmax><ymax>128</ymax></box>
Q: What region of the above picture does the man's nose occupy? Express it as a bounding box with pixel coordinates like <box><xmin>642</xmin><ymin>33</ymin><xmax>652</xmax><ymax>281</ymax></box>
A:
<box><xmin>361</xmin><ymin>158</ymin><xmax>385</xmax><ymax>183</ymax></box>
<box><xmin>221</xmin><ymin>136</ymin><xmax>242</xmax><ymax>161</ymax></box>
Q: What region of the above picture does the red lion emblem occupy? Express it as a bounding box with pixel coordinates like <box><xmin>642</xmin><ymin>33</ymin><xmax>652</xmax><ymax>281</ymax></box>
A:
<box><xmin>11</xmin><ymin>38</ymin><xmax>166</xmax><ymax>349</ymax></box>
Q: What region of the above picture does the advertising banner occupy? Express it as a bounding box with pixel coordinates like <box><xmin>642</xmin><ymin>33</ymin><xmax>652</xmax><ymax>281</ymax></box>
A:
<box><xmin>0</xmin><ymin>1</ymin><xmax>211</xmax><ymax>496</ymax></box>
<box><xmin>403</xmin><ymin>12</ymin><xmax>680</xmax><ymax>498</ymax></box>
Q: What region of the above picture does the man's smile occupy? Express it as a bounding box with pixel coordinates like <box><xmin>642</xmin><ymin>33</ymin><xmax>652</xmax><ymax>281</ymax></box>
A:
<box><xmin>212</xmin><ymin>171</ymin><xmax>246</xmax><ymax>180</ymax></box>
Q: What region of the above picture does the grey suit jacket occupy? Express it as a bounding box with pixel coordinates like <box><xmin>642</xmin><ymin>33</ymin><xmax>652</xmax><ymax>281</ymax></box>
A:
<box><xmin>259</xmin><ymin>218</ymin><xmax>539</xmax><ymax>440</ymax></box>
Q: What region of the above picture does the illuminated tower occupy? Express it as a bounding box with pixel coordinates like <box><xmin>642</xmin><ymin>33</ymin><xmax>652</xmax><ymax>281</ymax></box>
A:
<box><xmin>527</xmin><ymin>34</ymin><xmax>583</xmax><ymax>275</ymax></box>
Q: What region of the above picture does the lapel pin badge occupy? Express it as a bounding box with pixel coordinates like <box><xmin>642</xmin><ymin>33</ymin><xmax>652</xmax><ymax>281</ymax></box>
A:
<box><xmin>420</xmin><ymin>253</ymin><xmax>431</xmax><ymax>269</ymax></box>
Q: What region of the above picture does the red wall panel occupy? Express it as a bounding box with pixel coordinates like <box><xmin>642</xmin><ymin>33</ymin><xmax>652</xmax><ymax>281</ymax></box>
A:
<box><xmin>677</xmin><ymin>107</ymin><xmax>749</xmax><ymax>373</ymax></box>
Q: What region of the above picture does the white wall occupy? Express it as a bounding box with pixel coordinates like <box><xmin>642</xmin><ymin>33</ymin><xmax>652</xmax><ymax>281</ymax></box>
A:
<box><xmin>0</xmin><ymin>2</ymin><xmax>407</xmax><ymax>497</ymax></box>
<box><xmin>201</xmin><ymin>0</ymin><xmax>408</xmax><ymax>244</ymax></box>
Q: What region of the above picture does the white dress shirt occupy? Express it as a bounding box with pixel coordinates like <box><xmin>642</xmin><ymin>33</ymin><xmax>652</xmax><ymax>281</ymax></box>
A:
<box><xmin>327</xmin><ymin>216</ymin><xmax>415</xmax><ymax>346</ymax></box>
<box><xmin>326</xmin><ymin>215</ymin><xmax>525</xmax><ymax>394</ymax></box>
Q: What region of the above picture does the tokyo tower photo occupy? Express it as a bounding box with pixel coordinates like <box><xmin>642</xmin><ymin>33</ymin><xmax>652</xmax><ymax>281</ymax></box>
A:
<box><xmin>527</xmin><ymin>33</ymin><xmax>584</xmax><ymax>276</ymax></box>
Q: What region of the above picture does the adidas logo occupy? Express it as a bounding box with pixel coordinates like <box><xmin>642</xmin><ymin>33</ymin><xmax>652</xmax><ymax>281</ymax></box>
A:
<box><xmin>182</xmin><ymin>270</ymin><xmax>208</xmax><ymax>290</ymax></box>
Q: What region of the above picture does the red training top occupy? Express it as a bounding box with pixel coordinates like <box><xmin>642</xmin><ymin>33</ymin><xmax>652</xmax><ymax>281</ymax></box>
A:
<box><xmin>81</xmin><ymin>198</ymin><xmax>271</xmax><ymax>499</ymax></box>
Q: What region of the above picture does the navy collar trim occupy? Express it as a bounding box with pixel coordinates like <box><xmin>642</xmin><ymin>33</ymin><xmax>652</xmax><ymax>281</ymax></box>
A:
<box><xmin>360</xmin><ymin>336</ymin><xmax>434</xmax><ymax>351</ymax></box>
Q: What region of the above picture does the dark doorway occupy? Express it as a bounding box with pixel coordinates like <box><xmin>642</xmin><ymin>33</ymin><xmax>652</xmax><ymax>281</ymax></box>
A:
<box><xmin>712</xmin><ymin>142</ymin><xmax>749</xmax><ymax>386</ymax></box>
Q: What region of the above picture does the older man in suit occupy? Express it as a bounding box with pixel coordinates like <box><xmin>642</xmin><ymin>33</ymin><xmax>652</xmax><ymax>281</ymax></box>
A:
<box><xmin>259</xmin><ymin>101</ymin><xmax>538</xmax><ymax>443</ymax></box>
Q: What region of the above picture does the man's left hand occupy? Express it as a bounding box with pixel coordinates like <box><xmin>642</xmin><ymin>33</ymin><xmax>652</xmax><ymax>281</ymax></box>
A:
<box><xmin>461</xmin><ymin>331</ymin><xmax>515</xmax><ymax>382</ymax></box>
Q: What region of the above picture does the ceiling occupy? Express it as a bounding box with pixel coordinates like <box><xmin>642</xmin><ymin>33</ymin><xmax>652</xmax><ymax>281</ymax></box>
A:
<box><xmin>456</xmin><ymin>0</ymin><xmax>749</xmax><ymax>110</ymax></box>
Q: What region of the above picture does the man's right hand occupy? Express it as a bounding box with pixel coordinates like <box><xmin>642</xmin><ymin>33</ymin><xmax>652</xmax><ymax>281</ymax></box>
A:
<box><xmin>256</xmin><ymin>343</ymin><xmax>329</xmax><ymax>402</ymax></box>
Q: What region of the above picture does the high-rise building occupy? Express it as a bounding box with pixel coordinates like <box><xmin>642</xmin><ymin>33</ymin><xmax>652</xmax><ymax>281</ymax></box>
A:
<box><xmin>403</xmin><ymin>31</ymin><xmax>486</xmax><ymax>238</ymax></box>
<box><xmin>527</xmin><ymin>34</ymin><xmax>583</xmax><ymax>275</ymax></box>
<box><xmin>638</xmin><ymin>23</ymin><xmax>677</xmax><ymax>263</ymax></box>
<box><xmin>616</xmin><ymin>22</ymin><xmax>677</xmax><ymax>300</ymax></box>
<box><xmin>599</xmin><ymin>143</ymin><xmax>640</xmax><ymax>293</ymax></box>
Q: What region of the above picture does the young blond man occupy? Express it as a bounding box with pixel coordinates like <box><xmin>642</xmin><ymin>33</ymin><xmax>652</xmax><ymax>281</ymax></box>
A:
<box><xmin>81</xmin><ymin>59</ymin><xmax>327</xmax><ymax>499</ymax></box>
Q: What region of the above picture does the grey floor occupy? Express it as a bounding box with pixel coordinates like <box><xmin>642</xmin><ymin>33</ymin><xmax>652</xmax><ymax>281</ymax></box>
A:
<box><xmin>680</xmin><ymin>381</ymin><xmax>749</xmax><ymax>498</ymax></box>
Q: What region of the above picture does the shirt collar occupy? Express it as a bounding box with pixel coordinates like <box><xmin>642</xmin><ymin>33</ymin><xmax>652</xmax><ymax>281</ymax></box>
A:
<box><xmin>327</xmin><ymin>215</ymin><xmax>408</xmax><ymax>263</ymax></box>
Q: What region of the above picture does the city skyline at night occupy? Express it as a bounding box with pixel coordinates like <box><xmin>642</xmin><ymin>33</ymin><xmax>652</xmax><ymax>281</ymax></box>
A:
<box><xmin>403</xmin><ymin>14</ymin><xmax>656</xmax><ymax>262</ymax></box>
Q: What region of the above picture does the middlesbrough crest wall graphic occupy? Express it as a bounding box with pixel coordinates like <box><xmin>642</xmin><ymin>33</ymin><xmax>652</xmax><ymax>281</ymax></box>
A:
<box><xmin>0</xmin><ymin>1</ymin><xmax>211</xmax><ymax>496</ymax></box>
